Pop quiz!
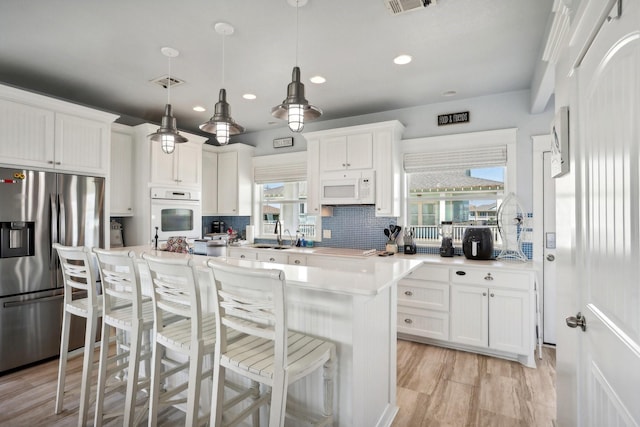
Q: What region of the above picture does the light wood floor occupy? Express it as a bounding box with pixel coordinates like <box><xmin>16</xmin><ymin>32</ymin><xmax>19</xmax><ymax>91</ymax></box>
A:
<box><xmin>393</xmin><ymin>340</ymin><xmax>556</xmax><ymax>427</ymax></box>
<box><xmin>0</xmin><ymin>341</ymin><xmax>555</xmax><ymax>426</ymax></box>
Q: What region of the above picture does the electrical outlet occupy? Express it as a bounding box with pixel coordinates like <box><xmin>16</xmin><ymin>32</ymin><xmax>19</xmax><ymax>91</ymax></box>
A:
<box><xmin>323</xmin><ymin>229</ymin><xmax>332</xmax><ymax>239</ymax></box>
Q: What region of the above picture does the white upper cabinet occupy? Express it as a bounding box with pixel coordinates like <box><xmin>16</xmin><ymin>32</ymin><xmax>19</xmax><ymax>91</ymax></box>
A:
<box><xmin>110</xmin><ymin>123</ymin><xmax>134</xmax><ymax>216</ymax></box>
<box><xmin>201</xmin><ymin>143</ymin><xmax>254</xmax><ymax>216</ymax></box>
<box><xmin>0</xmin><ymin>84</ymin><xmax>118</xmax><ymax>175</ymax></box>
<box><xmin>320</xmin><ymin>132</ymin><xmax>373</xmax><ymax>172</ymax></box>
<box><xmin>304</xmin><ymin>120</ymin><xmax>404</xmax><ymax>216</ymax></box>
<box><xmin>55</xmin><ymin>113</ymin><xmax>110</xmax><ymax>175</ymax></box>
<box><xmin>201</xmin><ymin>148</ymin><xmax>218</xmax><ymax>215</ymax></box>
<box><xmin>150</xmin><ymin>139</ymin><xmax>202</xmax><ymax>188</ymax></box>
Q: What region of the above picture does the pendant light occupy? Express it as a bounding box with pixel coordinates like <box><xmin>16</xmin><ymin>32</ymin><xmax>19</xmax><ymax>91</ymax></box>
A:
<box><xmin>271</xmin><ymin>0</ymin><xmax>322</xmax><ymax>132</ymax></box>
<box><xmin>148</xmin><ymin>47</ymin><xmax>188</xmax><ymax>154</ymax></box>
<box><xmin>200</xmin><ymin>22</ymin><xmax>244</xmax><ymax>145</ymax></box>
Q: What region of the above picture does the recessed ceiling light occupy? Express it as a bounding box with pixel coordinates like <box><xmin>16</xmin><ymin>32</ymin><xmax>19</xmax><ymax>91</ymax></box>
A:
<box><xmin>193</xmin><ymin>106</ymin><xmax>206</xmax><ymax>112</ymax></box>
<box><xmin>243</xmin><ymin>93</ymin><xmax>257</xmax><ymax>100</ymax></box>
<box><xmin>393</xmin><ymin>54</ymin><xmax>412</xmax><ymax>65</ymax></box>
<box><xmin>310</xmin><ymin>75</ymin><xmax>326</xmax><ymax>84</ymax></box>
<box><xmin>442</xmin><ymin>90</ymin><xmax>457</xmax><ymax>97</ymax></box>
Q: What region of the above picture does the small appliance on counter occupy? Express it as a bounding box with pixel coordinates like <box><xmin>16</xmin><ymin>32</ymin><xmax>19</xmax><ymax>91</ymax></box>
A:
<box><xmin>462</xmin><ymin>226</ymin><xmax>494</xmax><ymax>260</ymax></box>
<box><xmin>403</xmin><ymin>228</ymin><xmax>417</xmax><ymax>254</ymax></box>
<box><xmin>212</xmin><ymin>220</ymin><xmax>226</xmax><ymax>233</ymax></box>
<box><xmin>439</xmin><ymin>221</ymin><xmax>454</xmax><ymax>257</ymax></box>
<box><xmin>194</xmin><ymin>234</ymin><xmax>227</xmax><ymax>257</ymax></box>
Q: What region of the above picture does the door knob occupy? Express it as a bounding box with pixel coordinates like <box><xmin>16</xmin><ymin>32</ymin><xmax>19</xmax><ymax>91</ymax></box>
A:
<box><xmin>547</xmin><ymin>254</ymin><xmax>555</xmax><ymax>261</ymax></box>
<box><xmin>565</xmin><ymin>312</ymin><xmax>587</xmax><ymax>331</ymax></box>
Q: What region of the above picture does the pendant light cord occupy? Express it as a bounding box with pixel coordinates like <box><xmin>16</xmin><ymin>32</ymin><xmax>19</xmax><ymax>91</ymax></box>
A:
<box><xmin>222</xmin><ymin>32</ymin><xmax>226</xmax><ymax>87</ymax></box>
<box><xmin>167</xmin><ymin>54</ymin><xmax>172</xmax><ymax>105</ymax></box>
<box><xmin>295</xmin><ymin>0</ymin><xmax>300</xmax><ymax>67</ymax></box>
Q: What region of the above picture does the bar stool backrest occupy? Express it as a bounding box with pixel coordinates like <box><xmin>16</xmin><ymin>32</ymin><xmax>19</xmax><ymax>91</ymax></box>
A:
<box><xmin>92</xmin><ymin>248</ymin><xmax>142</xmax><ymax>318</ymax></box>
<box><xmin>53</xmin><ymin>243</ymin><xmax>100</xmax><ymax>308</ymax></box>
<box><xmin>206</xmin><ymin>259</ymin><xmax>287</xmax><ymax>369</ymax></box>
<box><xmin>142</xmin><ymin>254</ymin><xmax>202</xmax><ymax>339</ymax></box>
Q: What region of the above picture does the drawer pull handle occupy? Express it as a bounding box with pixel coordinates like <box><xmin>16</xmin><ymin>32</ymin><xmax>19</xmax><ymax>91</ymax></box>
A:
<box><xmin>294</xmin><ymin>260</ymin><xmax>301</xmax><ymax>265</ymax></box>
<box><xmin>240</xmin><ymin>255</ymin><xmax>246</xmax><ymax>259</ymax></box>
<box><xmin>456</xmin><ymin>271</ymin><xmax>466</xmax><ymax>276</ymax></box>
<box><xmin>490</xmin><ymin>293</ymin><xmax>495</xmax><ymax>297</ymax></box>
<box><xmin>404</xmin><ymin>290</ymin><xmax>413</xmax><ymax>296</ymax></box>
<box><xmin>269</xmin><ymin>257</ymin><xmax>276</xmax><ymax>262</ymax></box>
<box><xmin>483</xmin><ymin>292</ymin><xmax>487</xmax><ymax>296</ymax></box>
<box><xmin>484</xmin><ymin>273</ymin><xmax>494</xmax><ymax>281</ymax></box>
<box><xmin>404</xmin><ymin>318</ymin><xmax>413</xmax><ymax>324</ymax></box>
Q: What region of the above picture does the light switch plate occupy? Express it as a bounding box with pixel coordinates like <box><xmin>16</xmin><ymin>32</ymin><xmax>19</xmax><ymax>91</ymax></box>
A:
<box><xmin>323</xmin><ymin>229</ymin><xmax>332</xmax><ymax>239</ymax></box>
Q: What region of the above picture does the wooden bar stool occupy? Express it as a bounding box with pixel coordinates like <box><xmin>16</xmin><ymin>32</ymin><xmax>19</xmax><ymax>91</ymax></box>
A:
<box><xmin>92</xmin><ymin>248</ymin><xmax>153</xmax><ymax>427</ymax></box>
<box><xmin>206</xmin><ymin>259</ymin><xmax>337</xmax><ymax>427</ymax></box>
<box><xmin>142</xmin><ymin>253</ymin><xmax>217</xmax><ymax>426</ymax></box>
<box><xmin>53</xmin><ymin>243</ymin><xmax>102</xmax><ymax>427</ymax></box>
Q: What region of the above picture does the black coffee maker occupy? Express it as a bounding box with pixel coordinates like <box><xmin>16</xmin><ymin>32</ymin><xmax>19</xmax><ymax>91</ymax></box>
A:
<box><xmin>439</xmin><ymin>221</ymin><xmax>454</xmax><ymax>257</ymax></box>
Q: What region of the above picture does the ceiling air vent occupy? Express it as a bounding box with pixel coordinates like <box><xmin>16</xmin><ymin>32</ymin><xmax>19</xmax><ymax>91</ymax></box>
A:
<box><xmin>384</xmin><ymin>0</ymin><xmax>434</xmax><ymax>15</ymax></box>
<box><xmin>150</xmin><ymin>75</ymin><xmax>185</xmax><ymax>89</ymax></box>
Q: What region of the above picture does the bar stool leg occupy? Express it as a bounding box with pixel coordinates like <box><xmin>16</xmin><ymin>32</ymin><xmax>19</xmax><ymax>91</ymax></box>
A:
<box><xmin>77</xmin><ymin>312</ymin><xmax>98</xmax><ymax>427</ymax></box>
<box><xmin>55</xmin><ymin>308</ymin><xmax>72</xmax><ymax>414</ymax></box>
<box><xmin>93</xmin><ymin>320</ymin><xmax>111</xmax><ymax>427</ymax></box>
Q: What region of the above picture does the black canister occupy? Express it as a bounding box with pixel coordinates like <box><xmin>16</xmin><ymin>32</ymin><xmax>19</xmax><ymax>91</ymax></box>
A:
<box><xmin>462</xmin><ymin>226</ymin><xmax>494</xmax><ymax>260</ymax></box>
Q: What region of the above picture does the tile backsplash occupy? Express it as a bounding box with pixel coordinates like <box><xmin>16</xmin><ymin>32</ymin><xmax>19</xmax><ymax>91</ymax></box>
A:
<box><xmin>203</xmin><ymin>206</ymin><xmax>533</xmax><ymax>260</ymax></box>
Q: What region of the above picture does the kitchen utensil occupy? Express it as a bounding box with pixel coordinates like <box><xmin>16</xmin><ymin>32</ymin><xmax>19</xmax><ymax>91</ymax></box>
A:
<box><xmin>392</xmin><ymin>225</ymin><xmax>402</xmax><ymax>240</ymax></box>
<box><xmin>384</xmin><ymin>228</ymin><xmax>391</xmax><ymax>239</ymax></box>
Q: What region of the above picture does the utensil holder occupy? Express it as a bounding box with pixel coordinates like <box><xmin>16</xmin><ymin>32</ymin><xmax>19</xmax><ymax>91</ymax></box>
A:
<box><xmin>385</xmin><ymin>242</ymin><xmax>398</xmax><ymax>254</ymax></box>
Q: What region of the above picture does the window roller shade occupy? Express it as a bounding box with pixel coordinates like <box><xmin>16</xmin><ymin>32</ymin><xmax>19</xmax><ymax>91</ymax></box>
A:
<box><xmin>254</xmin><ymin>163</ymin><xmax>307</xmax><ymax>183</ymax></box>
<box><xmin>404</xmin><ymin>146</ymin><xmax>507</xmax><ymax>173</ymax></box>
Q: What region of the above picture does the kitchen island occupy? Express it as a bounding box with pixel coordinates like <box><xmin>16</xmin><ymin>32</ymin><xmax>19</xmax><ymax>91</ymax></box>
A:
<box><xmin>123</xmin><ymin>246</ymin><xmax>423</xmax><ymax>427</ymax></box>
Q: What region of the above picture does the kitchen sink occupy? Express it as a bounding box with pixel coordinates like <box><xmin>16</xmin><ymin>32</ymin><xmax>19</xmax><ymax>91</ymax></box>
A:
<box><xmin>251</xmin><ymin>244</ymin><xmax>291</xmax><ymax>250</ymax></box>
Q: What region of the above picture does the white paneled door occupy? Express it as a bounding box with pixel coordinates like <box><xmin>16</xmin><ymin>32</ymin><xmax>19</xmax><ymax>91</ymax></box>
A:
<box><xmin>571</xmin><ymin>0</ymin><xmax>640</xmax><ymax>424</ymax></box>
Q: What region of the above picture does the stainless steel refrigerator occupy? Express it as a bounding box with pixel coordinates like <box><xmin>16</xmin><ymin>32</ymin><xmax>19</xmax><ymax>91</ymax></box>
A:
<box><xmin>0</xmin><ymin>167</ymin><xmax>104</xmax><ymax>373</ymax></box>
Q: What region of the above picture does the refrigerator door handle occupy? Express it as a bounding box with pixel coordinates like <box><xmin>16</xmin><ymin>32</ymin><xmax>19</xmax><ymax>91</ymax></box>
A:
<box><xmin>50</xmin><ymin>193</ymin><xmax>59</xmax><ymax>268</ymax></box>
<box><xmin>3</xmin><ymin>293</ymin><xmax>64</xmax><ymax>308</ymax></box>
<box><xmin>58</xmin><ymin>192</ymin><xmax>66</xmax><ymax>246</ymax></box>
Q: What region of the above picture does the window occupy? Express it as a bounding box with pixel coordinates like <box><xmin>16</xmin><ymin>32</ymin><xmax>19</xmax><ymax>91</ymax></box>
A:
<box><xmin>259</xmin><ymin>180</ymin><xmax>317</xmax><ymax>239</ymax></box>
<box><xmin>253</xmin><ymin>152</ymin><xmax>319</xmax><ymax>241</ymax></box>
<box><xmin>403</xmin><ymin>129</ymin><xmax>516</xmax><ymax>246</ymax></box>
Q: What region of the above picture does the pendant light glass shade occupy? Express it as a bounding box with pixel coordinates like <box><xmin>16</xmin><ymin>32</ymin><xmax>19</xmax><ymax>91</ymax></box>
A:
<box><xmin>199</xmin><ymin>88</ymin><xmax>244</xmax><ymax>145</ymax></box>
<box><xmin>148</xmin><ymin>103</ymin><xmax>188</xmax><ymax>154</ymax></box>
<box><xmin>271</xmin><ymin>67</ymin><xmax>322</xmax><ymax>132</ymax></box>
<box><xmin>149</xmin><ymin>47</ymin><xmax>187</xmax><ymax>154</ymax></box>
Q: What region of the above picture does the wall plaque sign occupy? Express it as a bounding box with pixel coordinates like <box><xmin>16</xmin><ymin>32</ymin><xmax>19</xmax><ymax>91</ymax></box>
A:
<box><xmin>437</xmin><ymin>111</ymin><xmax>470</xmax><ymax>126</ymax></box>
<box><xmin>273</xmin><ymin>137</ymin><xmax>294</xmax><ymax>148</ymax></box>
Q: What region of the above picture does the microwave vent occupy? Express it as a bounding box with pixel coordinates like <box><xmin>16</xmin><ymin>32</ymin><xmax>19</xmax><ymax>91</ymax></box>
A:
<box><xmin>384</xmin><ymin>0</ymin><xmax>434</xmax><ymax>15</ymax></box>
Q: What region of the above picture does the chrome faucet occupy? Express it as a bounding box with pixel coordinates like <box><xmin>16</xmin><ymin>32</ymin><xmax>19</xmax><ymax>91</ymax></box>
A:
<box><xmin>284</xmin><ymin>229</ymin><xmax>294</xmax><ymax>247</ymax></box>
<box><xmin>274</xmin><ymin>220</ymin><xmax>283</xmax><ymax>246</ymax></box>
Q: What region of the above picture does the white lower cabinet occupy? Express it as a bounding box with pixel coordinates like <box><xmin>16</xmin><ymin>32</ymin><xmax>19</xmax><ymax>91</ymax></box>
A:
<box><xmin>226</xmin><ymin>247</ymin><xmax>306</xmax><ymax>266</ymax></box>
<box><xmin>400</xmin><ymin>263</ymin><xmax>536</xmax><ymax>368</ymax></box>
<box><xmin>397</xmin><ymin>265</ymin><xmax>450</xmax><ymax>340</ymax></box>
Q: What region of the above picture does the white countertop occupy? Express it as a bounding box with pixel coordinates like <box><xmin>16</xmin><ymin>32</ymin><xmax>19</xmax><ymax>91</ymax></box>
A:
<box><xmin>121</xmin><ymin>245</ymin><xmax>423</xmax><ymax>297</ymax></box>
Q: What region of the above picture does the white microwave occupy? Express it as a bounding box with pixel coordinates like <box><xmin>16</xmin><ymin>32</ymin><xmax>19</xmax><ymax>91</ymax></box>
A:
<box><xmin>320</xmin><ymin>170</ymin><xmax>375</xmax><ymax>205</ymax></box>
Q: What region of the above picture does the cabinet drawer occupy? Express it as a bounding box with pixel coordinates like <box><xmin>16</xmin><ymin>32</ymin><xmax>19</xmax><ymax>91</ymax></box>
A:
<box><xmin>398</xmin><ymin>281</ymin><xmax>449</xmax><ymax>312</ymax></box>
<box><xmin>403</xmin><ymin>264</ymin><xmax>449</xmax><ymax>282</ymax></box>
<box><xmin>398</xmin><ymin>307</ymin><xmax>449</xmax><ymax>341</ymax></box>
<box><xmin>451</xmin><ymin>268</ymin><xmax>530</xmax><ymax>291</ymax></box>
<box><xmin>288</xmin><ymin>254</ymin><xmax>307</xmax><ymax>266</ymax></box>
<box><xmin>256</xmin><ymin>251</ymin><xmax>288</xmax><ymax>264</ymax></box>
<box><xmin>227</xmin><ymin>249</ymin><xmax>256</xmax><ymax>260</ymax></box>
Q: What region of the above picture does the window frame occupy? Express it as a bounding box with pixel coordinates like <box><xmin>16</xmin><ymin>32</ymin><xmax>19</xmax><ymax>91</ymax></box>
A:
<box><xmin>401</xmin><ymin>128</ymin><xmax>517</xmax><ymax>247</ymax></box>
<box><xmin>252</xmin><ymin>152</ymin><xmax>320</xmax><ymax>241</ymax></box>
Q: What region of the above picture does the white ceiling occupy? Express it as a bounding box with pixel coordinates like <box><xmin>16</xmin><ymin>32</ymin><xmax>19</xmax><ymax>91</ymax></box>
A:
<box><xmin>0</xmin><ymin>0</ymin><xmax>554</xmax><ymax>139</ymax></box>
